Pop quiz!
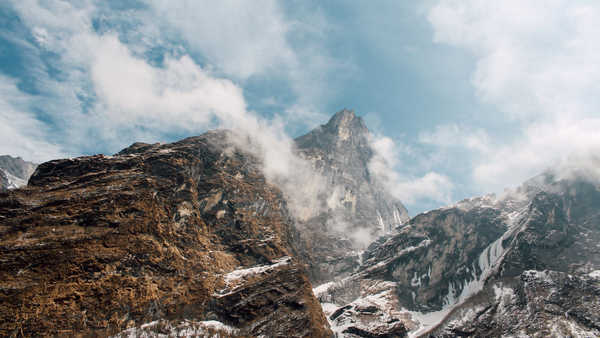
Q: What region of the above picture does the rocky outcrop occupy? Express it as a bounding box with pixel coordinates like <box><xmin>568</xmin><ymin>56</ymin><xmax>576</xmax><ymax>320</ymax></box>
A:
<box><xmin>294</xmin><ymin>110</ymin><xmax>409</xmax><ymax>283</ymax></box>
<box><xmin>0</xmin><ymin>155</ymin><xmax>37</xmax><ymax>190</ymax></box>
<box><xmin>434</xmin><ymin>270</ymin><xmax>600</xmax><ymax>337</ymax></box>
<box><xmin>315</xmin><ymin>172</ymin><xmax>600</xmax><ymax>337</ymax></box>
<box><xmin>0</xmin><ymin>131</ymin><xmax>331</xmax><ymax>337</ymax></box>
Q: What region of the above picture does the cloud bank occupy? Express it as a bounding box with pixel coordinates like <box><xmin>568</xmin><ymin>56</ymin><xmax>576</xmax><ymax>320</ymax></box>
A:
<box><xmin>427</xmin><ymin>0</ymin><xmax>600</xmax><ymax>190</ymax></box>
<box><xmin>1</xmin><ymin>0</ymin><xmax>336</xmax><ymax>222</ymax></box>
<box><xmin>369</xmin><ymin>134</ymin><xmax>454</xmax><ymax>205</ymax></box>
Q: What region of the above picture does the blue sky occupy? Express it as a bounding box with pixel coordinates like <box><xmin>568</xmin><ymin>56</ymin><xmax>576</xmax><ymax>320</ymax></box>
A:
<box><xmin>1</xmin><ymin>1</ymin><xmax>600</xmax><ymax>214</ymax></box>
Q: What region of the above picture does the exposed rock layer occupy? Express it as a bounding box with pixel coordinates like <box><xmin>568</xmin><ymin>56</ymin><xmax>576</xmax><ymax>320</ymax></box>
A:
<box><xmin>0</xmin><ymin>131</ymin><xmax>331</xmax><ymax>337</ymax></box>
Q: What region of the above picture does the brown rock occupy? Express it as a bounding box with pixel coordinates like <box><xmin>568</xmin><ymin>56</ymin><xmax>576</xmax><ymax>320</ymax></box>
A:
<box><xmin>0</xmin><ymin>131</ymin><xmax>331</xmax><ymax>337</ymax></box>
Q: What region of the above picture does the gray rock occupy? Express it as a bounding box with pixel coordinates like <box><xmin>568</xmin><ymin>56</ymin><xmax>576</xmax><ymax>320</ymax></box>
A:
<box><xmin>293</xmin><ymin>109</ymin><xmax>409</xmax><ymax>283</ymax></box>
<box><xmin>0</xmin><ymin>155</ymin><xmax>37</xmax><ymax>190</ymax></box>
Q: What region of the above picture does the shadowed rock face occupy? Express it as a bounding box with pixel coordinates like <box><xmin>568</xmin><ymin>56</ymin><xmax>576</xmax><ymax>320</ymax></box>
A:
<box><xmin>294</xmin><ymin>110</ymin><xmax>409</xmax><ymax>283</ymax></box>
<box><xmin>434</xmin><ymin>270</ymin><xmax>600</xmax><ymax>337</ymax></box>
<box><xmin>0</xmin><ymin>131</ymin><xmax>331</xmax><ymax>337</ymax></box>
<box><xmin>316</xmin><ymin>172</ymin><xmax>600</xmax><ymax>337</ymax></box>
<box><xmin>295</xmin><ymin>110</ymin><xmax>408</xmax><ymax>235</ymax></box>
<box><xmin>0</xmin><ymin>155</ymin><xmax>37</xmax><ymax>190</ymax></box>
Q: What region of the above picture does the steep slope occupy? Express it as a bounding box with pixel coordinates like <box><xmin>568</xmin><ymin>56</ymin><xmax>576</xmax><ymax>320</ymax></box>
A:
<box><xmin>0</xmin><ymin>131</ymin><xmax>331</xmax><ymax>337</ymax></box>
<box><xmin>294</xmin><ymin>109</ymin><xmax>409</xmax><ymax>282</ymax></box>
<box><xmin>0</xmin><ymin>155</ymin><xmax>37</xmax><ymax>190</ymax></box>
<box><xmin>295</xmin><ymin>109</ymin><xmax>408</xmax><ymax>234</ymax></box>
<box><xmin>316</xmin><ymin>172</ymin><xmax>600</xmax><ymax>337</ymax></box>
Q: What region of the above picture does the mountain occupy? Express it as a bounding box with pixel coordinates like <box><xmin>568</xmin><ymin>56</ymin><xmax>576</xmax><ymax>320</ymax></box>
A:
<box><xmin>2</xmin><ymin>109</ymin><xmax>598</xmax><ymax>337</ymax></box>
<box><xmin>0</xmin><ymin>155</ymin><xmax>37</xmax><ymax>190</ymax></box>
<box><xmin>294</xmin><ymin>109</ymin><xmax>409</xmax><ymax>283</ymax></box>
<box><xmin>315</xmin><ymin>171</ymin><xmax>600</xmax><ymax>337</ymax></box>
<box><xmin>295</xmin><ymin>109</ymin><xmax>409</xmax><ymax>234</ymax></box>
<box><xmin>0</xmin><ymin>131</ymin><xmax>331</xmax><ymax>337</ymax></box>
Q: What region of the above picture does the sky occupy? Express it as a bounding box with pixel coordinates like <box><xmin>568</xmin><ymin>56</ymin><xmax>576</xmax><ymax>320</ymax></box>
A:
<box><xmin>1</xmin><ymin>0</ymin><xmax>600</xmax><ymax>214</ymax></box>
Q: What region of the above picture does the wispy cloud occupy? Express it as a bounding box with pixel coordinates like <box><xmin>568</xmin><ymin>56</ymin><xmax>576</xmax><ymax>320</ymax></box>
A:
<box><xmin>0</xmin><ymin>75</ymin><xmax>63</xmax><ymax>161</ymax></box>
<box><xmin>427</xmin><ymin>0</ymin><xmax>600</xmax><ymax>191</ymax></box>
<box><xmin>369</xmin><ymin>134</ymin><xmax>454</xmax><ymax>206</ymax></box>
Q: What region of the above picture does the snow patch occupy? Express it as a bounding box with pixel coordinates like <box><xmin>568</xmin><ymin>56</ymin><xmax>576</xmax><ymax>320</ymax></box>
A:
<box><xmin>223</xmin><ymin>256</ymin><xmax>290</xmax><ymax>285</ymax></box>
<box><xmin>1</xmin><ymin>168</ymin><xmax>27</xmax><ymax>189</ymax></box>
<box><xmin>114</xmin><ymin>319</ymin><xmax>238</xmax><ymax>337</ymax></box>
<box><xmin>588</xmin><ymin>270</ymin><xmax>600</xmax><ymax>278</ymax></box>
<box><xmin>214</xmin><ymin>256</ymin><xmax>291</xmax><ymax>297</ymax></box>
<box><xmin>377</xmin><ymin>210</ymin><xmax>386</xmax><ymax>233</ymax></box>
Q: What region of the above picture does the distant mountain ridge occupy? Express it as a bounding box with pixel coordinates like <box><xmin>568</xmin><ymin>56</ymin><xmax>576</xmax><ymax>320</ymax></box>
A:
<box><xmin>293</xmin><ymin>109</ymin><xmax>409</xmax><ymax>283</ymax></box>
<box><xmin>315</xmin><ymin>170</ymin><xmax>600</xmax><ymax>337</ymax></box>
<box><xmin>0</xmin><ymin>155</ymin><xmax>37</xmax><ymax>190</ymax></box>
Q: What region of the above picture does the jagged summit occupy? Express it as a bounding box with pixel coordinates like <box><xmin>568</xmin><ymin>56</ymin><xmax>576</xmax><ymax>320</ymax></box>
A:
<box><xmin>296</xmin><ymin>109</ymin><xmax>370</xmax><ymax>154</ymax></box>
<box><xmin>316</xmin><ymin>169</ymin><xmax>600</xmax><ymax>337</ymax></box>
<box><xmin>324</xmin><ymin>109</ymin><xmax>368</xmax><ymax>137</ymax></box>
<box><xmin>293</xmin><ymin>109</ymin><xmax>409</xmax><ymax>283</ymax></box>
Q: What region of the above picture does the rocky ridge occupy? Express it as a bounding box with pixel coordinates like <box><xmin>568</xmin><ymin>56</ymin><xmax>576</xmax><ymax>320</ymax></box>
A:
<box><xmin>294</xmin><ymin>110</ymin><xmax>409</xmax><ymax>283</ymax></box>
<box><xmin>0</xmin><ymin>131</ymin><xmax>330</xmax><ymax>337</ymax></box>
<box><xmin>315</xmin><ymin>172</ymin><xmax>600</xmax><ymax>337</ymax></box>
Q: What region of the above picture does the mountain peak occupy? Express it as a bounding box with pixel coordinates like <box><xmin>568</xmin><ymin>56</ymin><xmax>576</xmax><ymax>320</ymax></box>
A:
<box><xmin>324</xmin><ymin>109</ymin><xmax>368</xmax><ymax>137</ymax></box>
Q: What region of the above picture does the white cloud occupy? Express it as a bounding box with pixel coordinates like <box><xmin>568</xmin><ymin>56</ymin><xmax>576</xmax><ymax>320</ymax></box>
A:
<box><xmin>88</xmin><ymin>35</ymin><xmax>247</xmax><ymax>129</ymax></box>
<box><xmin>429</xmin><ymin>0</ymin><xmax>600</xmax><ymax>120</ymax></box>
<box><xmin>146</xmin><ymin>0</ymin><xmax>295</xmax><ymax>80</ymax></box>
<box><xmin>3</xmin><ymin>0</ymin><xmax>334</xmax><ymax>222</ymax></box>
<box><xmin>0</xmin><ymin>76</ymin><xmax>64</xmax><ymax>162</ymax></box>
<box><xmin>428</xmin><ymin>1</ymin><xmax>600</xmax><ymax>191</ymax></box>
<box><xmin>419</xmin><ymin>124</ymin><xmax>490</xmax><ymax>153</ymax></box>
<box><xmin>6</xmin><ymin>0</ymin><xmax>250</xmax><ymax>150</ymax></box>
<box><xmin>369</xmin><ymin>135</ymin><xmax>454</xmax><ymax>205</ymax></box>
<box><xmin>144</xmin><ymin>0</ymin><xmax>348</xmax><ymax>118</ymax></box>
<box><xmin>473</xmin><ymin>118</ymin><xmax>600</xmax><ymax>190</ymax></box>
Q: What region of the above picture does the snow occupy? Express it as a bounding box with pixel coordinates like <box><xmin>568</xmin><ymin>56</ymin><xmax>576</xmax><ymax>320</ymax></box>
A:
<box><xmin>377</xmin><ymin>210</ymin><xmax>386</xmax><ymax>233</ymax></box>
<box><xmin>405</xmin><ymin>206</ymin><xmax>526</xmax><ymax>336</ymax></box>
<box><xmin>411</xmin><ymin>271</ymin><xmax>421</xmax><ymax>287</ymax></box>
<box><xmin>1</xmin><ymin>168</ymin><xmax>27</xmax><ymax>189</ymax></box>
<box><xmin>410</xmin><ymin>265</ymin><xmax>431</xmax><ymax>288</ymax></box>
<box><xmin>493</xmin><ymin>283</ymin><xmax>514</xmax><ymax>301</ymax></box>
<box><xmin>114</xmin><ymin>319</ymin><xmax>238</xmax><ymax>337</ymax></box>
<box><xmin>320</xmin><ymin>302</ymin><xmax>339</xmax><ymax>315</ymax></box>
<box><xmin>393</xmin><ymin>209</ymin><xmax>402</xmax><ymax>225</ymax></box>
<box><xmin>406</xmin><ymin>307</ymin><xmax>454</xmax><ymax>338</ymax></box>
<box><xmin>523</xmin><ymin>270</ymin><xmax>555</xmax><ymax>283</ymax></box>
<box><xmin>588</xmin><ymin>270</ymin><xmax>600</xmax><ymax>278</ymax></box>
<box><xmin>327</xmin><ymin>283</ymin><xmax>402</xmax><ymax>337</ymax></box>
<box><xmin>549</xmin><ymin>318</ymin><xmax>600</xmax><ymax>338</ymax></box>
<box><xmin>313</xmin><ymin>281</ymin><xmax>335</xmax><ymax>298</ymax></box>
<box><xmin>445</xmin><ymin>206</ymin><xmax>527</xmax><ymax>309</ymax></box>
<box><xmin>223</xmin><ymin>256</ymin><xmax>290</xmax><ymax>285</ymax></box>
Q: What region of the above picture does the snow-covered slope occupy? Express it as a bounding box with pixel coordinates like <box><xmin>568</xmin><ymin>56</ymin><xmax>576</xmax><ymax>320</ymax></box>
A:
<box><xmin>0</xmin><ymin>155</ymin><xmax>37</xmax><ymax>190</ymax></box>
<box><xmin>315</xmin><ymin>172</ymin><xmax>600</xmax><ymax>337</ymax></box>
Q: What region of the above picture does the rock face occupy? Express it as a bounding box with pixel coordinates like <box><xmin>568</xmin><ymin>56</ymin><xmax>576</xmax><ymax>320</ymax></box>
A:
<box><xmin>294</xmin><ymin>110</ymin><xmax>409</xmax><ymax>283</ymax></box>
<box><xmin>0</xmin><ymin>131</ymin><xmax>331</xmax><ymax>337</ymax></box>
<box><xmin>315</xmin><ymin>172</ymin><xmax>600</xmax><ymax>337</ymax></box>
<box><xmin>436</xmin><ymin>270</ymin><xmax>600</xmax><ymax>337</ymax></box>
<box><xmin>0</xmin><ymin>155</ymin><xmax>37</xmax><ymax>190</ymax></box>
